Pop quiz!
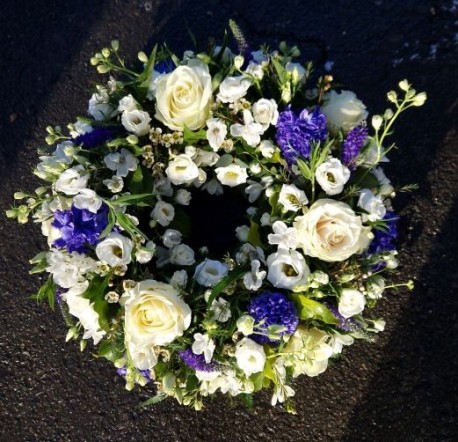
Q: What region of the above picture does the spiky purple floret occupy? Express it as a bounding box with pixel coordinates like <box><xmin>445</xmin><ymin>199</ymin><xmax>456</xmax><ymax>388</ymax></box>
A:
<box><xmin>368</xmin><ymin>211</ymin><xmax>399</xmax><ymax>255</ymax></box>
<box><xmin>179</xmin><ymin>349</ymin><xmax>218</xmax><ymax>372</ymax></box>
<box><xmin>342</xmin><ymin>125</ymin><xmax>368</xmax><ymax>170</ymax></box>
<box><xmin>325</xmin><ymin>304</ymin><xmax>359</xmax><ymax>332</ymax></box>
<box><xmin>73</xmin><ymin>127</ymin><xmax>117</xmax><ymax>149</ymax></box>
<box><xmin>52</xmin><ymin>204</ymin><xmax>109</xmax><ymax>254</ymax></box>
<box><xmin>276</xmin><ymin>107</ymin><xmax>328</xmax><ymax>166</ymax></box>
<box><xmin>248</xmin><ymin>291</ymin><xmax>299</xmax><ymax>345</ymax></box>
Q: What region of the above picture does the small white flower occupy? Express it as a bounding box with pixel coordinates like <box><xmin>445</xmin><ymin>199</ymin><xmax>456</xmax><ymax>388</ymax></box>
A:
<box><xmin>121</xmin><ymin>109</ymin><xmax>151</xmax><ymax>136</ymax></box>
<box><xmin>285</xmin><ymin>62</ymin><xmax>306</xmax><ymax>83</ymax></box>
<box><xmin>54</xmin><ymin>141</ymin><xmax>76</xmax><ymax>164</ymax></box>
<box><xmin>372</xmin><ymin>167</ymin><xmax>394</xmax><ymax>196</ymax></box>
<box><xmin>210</xmin><ymin>297</ymin><xmax>231</xmax><ymax>322</ymax></box>
<box><xmin>260</xmin><ymin>212</ymin><xmax>272</xmax><ymax>226</ymax></box>
<box><xmin>193</xmin><ymin>149</ymin><xmax>220</xmax><ymax>167</ymax></box>
<box><xmin>151</xmin><ymin>201</ymin><xmax>175</xmax><ymax>227</ymax></box>
<box><xmin>217</xmin><ymin>75</ymin><xmax>252</xmax><ymax>103</ymax></box>
<box><xmin>366</xmin><ymin>276</ymin><xmax>386</xmax><ymax>299</ymax></box>
<box><xmin>165</xmin><ymin>154</ymin><xmax>199</xmax><ymax>185</ymax></box>
<box><xmin>215</xmin><ymin>164</ymin><xmax>248</xmax><ymax>187</ymax></box>
<box><xmin>162</xmin><ymin>229</ymin><xmax>182</xmax><ymax>248</ymax></box>
<box><xmin>73</xmin><ymin>189</ymin><xmax>102</xmax><ymax>213</ymax></box>
<box><xmin>192</xmin><ymin>168</ymin><xmax>208</xmax><ymax>188</ymax></box>
<box><xmin>245</xmin><ymin>181</ymin><xmax>263</xmax><ymax>203</ymax></box>
<box><xmin>170</xmin><ymin>244</ymin><xmax>195</xmax><ymax>266</ymax></box>
<box><xmin>267</xmin><ymin>249</ymin><xmax>310</xmax><ymax>291</ymax></box>
<box><xmin>358</xmin><ymin>188</ymin><xmax>386</xmax><ymax>222</ymax></box>
<box><xmin>338</xmin><ymin>288</ymin><xmax>366</xmax><ymax>318</ymax></box>
<box><xmin>235</xmin><ymin>338</ymin><xmax>266</xmax><ymax>376</ymax></box>
<box><xmin>135</xmin><ymin>241</ymin><xmax>156</xmax><ymax>264</ymax></box>
<box><xmin>245</xmin><ymin>62</ymin><xmax>264</xmax><ymax>80</ymax></box>
<box><xmin>236</xmin><ymin>315</ymin><xmax>255</xmax><ymax>336</ymax></box>
<box><xmin>278</xmin><ymin>184</ymin><xmax>308</xmax><ymax>212</ymax></box>
<box><xmin>54</xmin><ymin>166</ymin><xmax>89</xmax><ymax>195</ymax></box>
<box><xmin>249</xmin><ymin>163</ymin><xmax>262</xmax><ymax>175</ymax></box>
<box><xmin>243</xmin><ymin>259</ymin><xmax>266</xmax><ymax>291</ymax></box>
<box><xmin>88</xmin><ymin>89</ymin><xmax>116</xmax><ymax>121</ymax></box>
<box><xmin>174</xmin><ymin>189</ymin><xmax>191</xmax><ymax>205</ymax></box>
<box><xmin>127</xmin><ymin>341</ymin><xmax>158</xmax><ymax>370</ymax></box>
<box><xmin>105</xmin><ymin>291</ymin><xmax>120</xmax><ymax>303</ymax></box>
<box><xmin>230</xmin><ymin>110</ymin><xmax>264</xmax><ymax>147</ymax></box>
<box><xmin>103</xmin><ymin>176</ymin><xmax>124</xmax><ymax>193</ymax></box>
<box><xmin>315</xmin><ymin>158</ymin><xmax>350</xmax><ymax>196</ymax></box>
<box><xmin>95</xmin><ymin>233</ymin><xmax>133</xmax><ymax>267</ymax></box>
<box><xmin>252</xmin><ymin>98</ymin><xmax>279</xmax><ymax>131</ymax></box>
<box><xmin>104</xmin><ymin>148</ymin><xmax>139</xmax><ymax>178</ymax></box>
<box><xmin>202</xmin><ymin>178</ymin><xmax>224</xmax><ymax>195</ymax></box>
<box><xmin>235</xmin><ymin>225</ymin><xmax>250</xmax><ymax>242</ymax></box>
<box><xmin>170</xmin><ymin>270</ymin><xmax>188</xmax><ymax>289</ymax></box>
<box><xmin>192</xmin><ymin>333</ymin><xmax>215</xmax><ymax>363</ymax></box>
<box><xmin>118</xmin><ymin>94</ymin><xmax>139</xmax><ymax>113</ymax></box>
<box><xmin>267</xmin><ymin>221</ymin><xmax>299</xmax><ymax>250</ymax></box>
<box><xmin>154</xmin><ymin>177</ymin><xmax>173</xmax><ymax>196</ymax></box>
<box><xmin>194</xmin><ymin>259</ymin><xmax>228</xmax><ymax>287</ymax></box>
<box><xmin>322</xmin><ymin>90</ymin><xmax>368</xmax><ymax>132</ymax></box>
<box><xmin>257</xmin><ymin>140</ymin><xmax>275</xmax><ymax>159</ymax></box>
<box><xmin>206</xmin><ymin>118</ymin><xmax>228</xmax><ymax>151</ymax></box>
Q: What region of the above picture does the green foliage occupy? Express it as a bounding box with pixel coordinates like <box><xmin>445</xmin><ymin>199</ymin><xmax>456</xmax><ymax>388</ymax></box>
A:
<box><xmin>31</xmin><ymin>276</ymin><xmax>56</xmax><ymax>311</ymax></box>
<box><xmin>291</xmin><ymin>294</ymin><xmax>337</xmax><ymax>324</ymax></box>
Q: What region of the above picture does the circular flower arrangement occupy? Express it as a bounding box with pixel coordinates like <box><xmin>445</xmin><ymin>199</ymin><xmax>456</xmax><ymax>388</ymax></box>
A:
<box><xmin>8</xmin><ymin>30</ymin><xmax>426</xmax><ymax>412</ymax></box>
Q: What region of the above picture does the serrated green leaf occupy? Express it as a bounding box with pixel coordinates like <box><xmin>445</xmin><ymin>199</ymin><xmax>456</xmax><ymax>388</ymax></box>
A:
<box><xmin>291</xmin><ymin>294</ymin><xmax>337</xmax><ymax>324</ymax></box>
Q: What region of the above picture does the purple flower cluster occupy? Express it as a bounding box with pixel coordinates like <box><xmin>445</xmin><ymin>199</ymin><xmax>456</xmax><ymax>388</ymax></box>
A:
<box><xmin>52</xmin><ymin>204</ymin><xmax>109</xmax><ymax>254</ymax></box>
<box><xmin>341</xmin><ymin>125</ymin><xmax>368</xmax><ymax>170</ymax></box>
<box><xmin>179</xmin><ymin>349</ymin><xmax>218</xmax><ymax>372</ymax></box>
<box><xmin>368</xmin><ymin>211</ymin><xmax>399</xmax><ymax>255</ymax></box>
<box><xmin>325</xmin><ymin>304</ymin><xmax>358</xmax><ymax>332</ymax></box>
<box><xmin>73</xmin><ymin>127</ymin><xmax>117</xmax><ymax>149</ymax></box>
<box><xmin>276</xmin><ymin>107</ymin><xmax>328</xmax><ymax>165</ymax></box>
<box><xmin>248</xmin><ymin>291</ymin><xmax>299</xmax><ymax>344</ymax></box>
<box><xmin>116</xmin><ymin>367</ymin><xmax>152</xmax><ymax>382</ymax></box>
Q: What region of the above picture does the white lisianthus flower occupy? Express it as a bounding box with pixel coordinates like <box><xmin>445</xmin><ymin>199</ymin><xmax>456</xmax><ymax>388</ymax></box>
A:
<box><xmin>46</xmin><ymin>250</ymin><xmax>96</xmax><ymax>288</ymax></box>
<box><xmin>243</xmin><ymin>259</ymin><xmax>266</xmax><ymax>291</ymax></box>
<box><xmin>175</xmin><ymin>189</ymin><xmax>191</xmax><ymax>205</ymax></box>
<box><xmin>315</xmin><ymin>158</ymin><xmax>350</xmax><ymax>195</ymax></box>
<box><xmin>192</xmin><ymin>333</ymin><xmax>215</xmax><ymax>363</ymax></box>
<box><xmin>210</xmin><ymin>297</ymin><xmax>231</xmax><ymax>322</ymax></box>
<box><xmin>230</xmin><ymin>110</ymin><xmax>264</xmax><ymax>147</ymax></box>
<box><xmin>118</xmin><ymin>94</ymin><xmax>139</xmax><ymax>112</ymax></box>
<box><xmin>121</xmin><ymin>109</ymin><xmax>151</xmax><ymax>136</ymax></box>
<box><xmin>235</xmin><ymin>225</ymin><xmax>250</xmax><ymax>242</ymax></box>
<box><xmin>358</xmin><ymin>189</ymin><xmax>386</xmax><ymax>222</ymax></box>
<box><xmin>151</xmin><ymin>201</ymin><xmax>175</xmax><ymax>227</ymax></box>
<box><xmin>252</xmin><ymin>98</ymin><xmax>279</xmax><ymax>131</ymax></box>
<box><xmin>193</xmin><ymin>149</ymin><xmax>220</xmax><ymax>167</ymax></box>
<box><xmin>170</xmin><ymin>269</ymin><xmax>188</xmax><ymax>289</ymax></box>
<box><xmin>192</xmin><ymin>168</ymin><xmax>208</xmax><ymax>188</ymax></box>
<box><xmin>162</xmin><ymin>229</ymin><xmax>182</xmax><ymax>248</ymax></box>
<box><xmin>127</xmin><ymin>340</ymin><xmax>158</xmax><ymax>370</ymax></box>
<box><xmin>155</xmin><ymin>60</ymin><xmax>212</xmax><ymax>130</ymax></box>
<box><xmin>170</xmin><ymin>244</ymin><xmax>195</xmax><ymax>266</ymax></box>
<box><xmin>124</xmin><ymin>279</ymin><xmax>192</xmax><ymax>346</ymax></box>
<box><xmin>235</xmin><ymin>338</ymin><xmax>266</xmax><ymax>376</ymax></box>
<box><xmin>322</xmin><ymin>90</ymin><xmax>368</xmax><ymax>132</ymax></box>
<box><xmin>245</xmin><ymin>181</ymin><xmax>263</xmax><ymax>203</ymax></box>
<box><xmin>236</xmin><ymin>315</ymin><xmax>255</xmax><ymax>336</ymax></box>
<box><xmin>96</xmin><ymin>233</ymin><xmax>133</xmax><ymax>267</ymax></box>
<box><xmin>217</xmin><ymin>75</ymin><xmax>252</xmax><ymax>103</ymax></box>
<box><xmin>245</xmin><ymin>62</ymin><xmax>264</xmax><ymax>80</ymax></box>
<box><xmin>257</xmin><ymin>140</ymin><xmax>276</xmax><ymax>159</ymax></box>
<box><xmin>278</xmin><ymin>184</ymin><xmax>308</xmax><ymax>212</ymax></box>
<box><xmin>54</xmin><ymin>166</ymin><xmax>89</xmax><ymax>195</ymax></box>
<box><xmin>266</xmin><ymin>250</ymin><xmax>310</xmax><ymax>291</ymax></box>
<box><xmin>135</xmin><ymin>241</ymin><xmax>156</xmax><ymax>264</ymax></box>
<box><xmin>73</xmin><ymin>189</ymin><xmax>102</xmax><ymax>213</ymax></box>
<box><xmin>165</xmin><ymin>154</ymin><xmax>199</xmax><ymax>185</ymax></box>
<box><xmin>54</xmin><ymin>141</ymin><xmax>76</xmax><ymax>164</ymax></box>
<box><xmin>206</xmin><ymin>118</ymin><xmax>228</xmax><ymax>151</ymax></box>
<box><xmin>103</xmin><ymin>176</ymin><xmax>124</xmax><ymax>193</ymax></box>
<box><xmin>104</xmin><ymin>148</ymin><xmax>139</xmax><ymax>177</ymax></box>
<box><xmin>267</xmin><ymin>221</ymin><xmax>299</xmax><ymax>250</ymax></box>
<box><xmin>194</xmin><ymin>259</ymin><xmax>228</xmax><ymax>287</ymax></box>
<box><xmin>294</xmin><ymin>199</ymin><xmax>371</xmax><ymax>262</ymax></box>
<box><xmin>88</xmin><ymin>88</ymin><xmax>116</xmax><ymax>121</ymax></box>
<box><xmin>215</xmin><ymin>164</ymin><xmax>248</xmax><ymax>187</ymax></box>
<box><xmin>363</xmin><ymin>140</ymin><xmax>390</xmax><ymax>167</ymax></box>
<box><xmin>338</xmin><ymin>288</ymin><xmax>366</xmax><ymax>318</ymax></box>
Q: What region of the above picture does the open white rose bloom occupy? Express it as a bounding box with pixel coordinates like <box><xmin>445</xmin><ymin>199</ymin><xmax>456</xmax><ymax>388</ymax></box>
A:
<box><xmin>8</xmin><ymin>27</ymin><xmax>425</xmax><ymax>413</ymax></box>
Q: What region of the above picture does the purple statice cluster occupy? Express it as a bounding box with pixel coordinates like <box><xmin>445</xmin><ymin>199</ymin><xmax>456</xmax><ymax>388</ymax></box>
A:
<box><xmin>73</xmin><ymin>127</ymin><xmax>117</xmax><ymax>149</ymax></box>
<box><xmin>341</xmin><ymin>125</ymin><xmax>368</xmax><ymax>170</ymax></box>
<box><xmin>368</xmin><ymin>211</ymin><xmax>399</xmax><ymax>255</ymax></box>
<box><xmin>325</xmin><ymin>304</ymin><xmax>359</xmax><ymax>332</ymax></box>
<box><xmin>276</xmin><ymin>107</ymin><xmax>328</xmax><ymax>166</ymax></box>
<box><xmin>52</xmin><ymin>204</ymin><xmax>109</xmax><ymax>254</ymax></box>
<box><xmin>179</xmin><ymin>349</ymin><xmax>218</xmax><ymax>372</ymax></box>
<box><xmin>248</xmin><ymin>291</ymin><xmax>299</xmax><ymax>344</ymax></box>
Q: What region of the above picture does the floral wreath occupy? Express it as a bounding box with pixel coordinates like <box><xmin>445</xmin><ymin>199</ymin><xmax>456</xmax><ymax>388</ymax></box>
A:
<box><xmin>8</xmin><ymin>25</ymin><xmax>426</xmax><ymax>412</ymax></box>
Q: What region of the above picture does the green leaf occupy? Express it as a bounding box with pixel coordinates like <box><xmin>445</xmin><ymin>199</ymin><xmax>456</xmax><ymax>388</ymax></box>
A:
<box><xmin>29</xmin><ymin>251</ymin><xmax>48</xmax><ymax>264</ymax></box>
<box><xmin>207</xmin><ymin>266</ymin><xmax>248</xmax><ymax>307</ymax></box>
<box><xmin>93</xmin><ymin>299</ymin><xmax>112</xmax><ymax>331</ymax></box>
<box><xmin>115</xmin><ymin>211</ymin><xmax>147</xmax><ymax>240</ymax></box>
<box><xmin>99</xmin><ymin>209</ymin><xmax>116</xmax><ymax>239</ymax></box>
<box><xmin>291</xmin><ymin>294</ymin><xmax>337</xmax><ymax>324</ymax></box>
<box><xmin>351</xmin><ymin>168</ymin><xmax>380</xmax><ymax>189</ymax></box>
<box><xmin>297</xmin><ymin>159</ymin><xmax>312</xmax><ymax>180</ymax></box>
<box><xmin>137</xmin><ymin>44</ymin><xmax>158</xmax><ymax>86</ymax></box>
<box><xmin>30</xmin><ymin>261</ymin><xmax>48</xmax><ymax>274</ymax></box>
<box><xmin>247</xmin><ymin>221</ymin><xmax>262</xmax><ymax>247</ymax></box>
<box><xmin>183</xmin><ymin>127</ymin><xmax>208</xmax><ymax>144</ymax></box>
<box><xmin>31</xmin><ymin>276</ymin><xmax>56</xmax><ymax>310</ymax></box>
<box><xmin>98</xmin><ymin>339</ymin><xmax>124</xmax><ymax>362</ymax></box>
<box><xmin>271</xmin><ymin>58</ymin><xmax>287</xmax><ymax>83</ymax></box>
<box><xmin>110</xmin><ymin>193</ymin><xmax>155</xmax><ymax>207</ymax></box>
<box><xmin>214</xmin><ymin>154</ymin><xmax>233</xmax><ymax>168</ymax></box>
<box><xmin>127</xmin><ymin>165</ymin><xmax>145</xmax><ymax>194</ymax></box>
<box><xmin>138</xmin><ymin>393</ymin><xmax>168</xmax><ymax>408</ymax></box>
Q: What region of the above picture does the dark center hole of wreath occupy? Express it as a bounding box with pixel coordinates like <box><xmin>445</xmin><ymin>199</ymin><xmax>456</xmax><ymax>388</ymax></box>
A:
<box><xmin>186</xmin><ymin>187</ymin><xmax>249</xmax><ymax>257</ymax></box>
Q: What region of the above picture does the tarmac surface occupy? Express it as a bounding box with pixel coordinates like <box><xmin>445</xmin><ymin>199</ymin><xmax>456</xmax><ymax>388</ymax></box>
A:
<box><xmin>0</xmin><ymin>0</ymin><xmax>457</xmax><ymax>441</ymax></box>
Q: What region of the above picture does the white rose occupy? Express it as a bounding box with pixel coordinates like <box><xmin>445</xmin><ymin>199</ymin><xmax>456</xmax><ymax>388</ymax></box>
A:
<box><xmin>315</xmin><ymin>157</ymin><xmax>350</xmax><ymax>195</ymax></box>
<box><xmin>127</xmin><ymin>340</ymin><xmax>158</xmax><ymax>370</ymax></box>
<box><xmin>206</xmin><ymin>118</ymin><xmax>228</xmax><ymax>151</ymax></box>
<box><xmin>278</xmin><ymin>184</ymin><xmax>308</xmax><ymax>212</ymax></box>
<box><xmin>215</xmin><ymin>164</ymin><xmax>248</xmax><ymax>187</ymax></box>
<box><xmin>194</xmin><ymin>259</ymin><xmax>228</xmax><ymax>287</ymax></box>
<box><xmin>252</xmin><ymin>98</ymin><xmax>279</xmax><ymax>131</ymax></box>
<box><xmin>54</xmin><ymin>166</ymin><xmax>89</xmax><ymax>195</ymax></box>
<box><xmin>294</xmin><ymin>199</ymin><xmax>371</xmax><ymax>262</ymax></box>
<box><xmin>121</xmin><ymin>109</ymin><xmax>151</xmax><ymax>136</ymax></box>
<box><xmin>170</xmin><ymin>244</ymin><xmax>195</xmax><ymax>266</ymax></box>
<box><xmin>217</xmin><ymin>75</ymin><xmax>251</xmax><ymax>103</ymax></box>
<box><xmin>151</xmin><ymin>201</ymin><xmax>175</xmax><ymax>227</ymax></box>
<box><xmin>235</xmin><ymin>338</ymin><xmax>266</xmax><ymax>376</ymax></box>
<box><xmin>154</xmin><ymin>60</ymin><xmax>212</xmax><ymax>131</ymax></box>
<box><xmin>165</xmin><ymin>154</ymin><xmax>199</xmax><ymax>185</ymax></box>
<box><xmin>267</xmin><ymin>249</ymin><xmax>310</xmax><ymax>291</ymax></box>
<box><xmin>338</xmin><ymin>288</ymin><xmax>366</xmax><ymax>318</ymax></box>
<box><xmin>322</xmin><ymin>90</ymin><xmax>368</xmax><ymax>132</ymax></box>
<box><xmin>124</xmin><ymin>279</ymin><xmax>192</xmax><ymax>346</ymax></box>
<box><xmin>358</xmin><ymin>188</ymin><xmax>386</xmax><ymax>222</ymax></box>
<box><xmin>95</xmin><ymin>233</ymin><xmax>133</xmax><ymax>267</ymax></box>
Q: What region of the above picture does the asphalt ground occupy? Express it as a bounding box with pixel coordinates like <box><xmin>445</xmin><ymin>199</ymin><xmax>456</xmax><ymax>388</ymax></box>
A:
<box><xmin>0</xmin><ymin>1</ymin><xmax>457</xmax><ymax>440</ymax></box>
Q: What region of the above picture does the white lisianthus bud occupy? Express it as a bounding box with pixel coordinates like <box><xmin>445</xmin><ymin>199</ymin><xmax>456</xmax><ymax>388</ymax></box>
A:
<box><xmin>235</xmin><ymin>225</ymin><xmax>250</xmax><ymax>242</ymax></box>
<box><xmin>170</xmin><ymin>244</ymin><xmax>195</xmax><ymax>266</ymax></box>
<box><xmin>245</xmin><ymin>181</ymin><xmax>263</xmax><ymax>203</ymax></box>
<box><xmin>118</xmin><ymin>94</ymin><xmax>139</xmax><ymax>113</ymax></box>
<box><xmin>165</xmin><ymin>154</ymin><xmax>199</xmax><ymax>185</ymax></box>
<box><xmin>245</xmin><ymin>62</ymin><xmax>264</xmax><ymax>80</ymax></box>
<box><xmin>285</xmin><ymin>62</ymin><xmax>306</xmax><ymax>83</ymax></box>
<box><xmin>174</xmin><ymin>189</ymin><xmax>191</xmax><ymax>205</ymax></box>
<box><xmin>234</xmin><ymin>55</ymin><xmax>245</xmax><ymax>69</ymax></box>
<box><xmin>236</xmin><ymin>315</ymin><xmax>255</xmax><ymax>336</ymax></box>
<box><xmin>412</xmin><ymin>92</ymin><xmax>427</xmax><ymax>106</ymax></box>
<box><xmin>194</xmin><ymin>259</ymin><xmax>228</xmax><ymax>287</ymax></box>
<box><xmin>387</xmin><ymin>90</ymin><xmax>397</xmax><ymax>103</ymax></box>
<box><xmin>121</xmin><ymin>109</ymin><xmax>151</xmax><ymax>136</ymax></box>
<box><xmin>315</xmin><ymin>158</ymin><xmax>350</xmax><ymax>196</ymax></box>
<box><xmin>371</xmin><ymin>115</ymin><xmax>384</xmax><ymax>131</ymax></box>
<box><xmin>338</xmin><ymin>288</ymin><xmax>366</xmax><ymax>318</ymax></box>
<box><xmin>96</xmin><ymin>233</ymin><xmax>133</xmax><ymax>267</ymax></box>
<box><xmin>170</xmin><ymin>269</ymin><xmax>188</xmax><ymax>289</ymax></box>
<box><xmin>135</xmin><ymin>241</ymin><xmax>156</xmax><ymax>264</ymax></box>
<box><xmin>235</xmin><ymin>338</ymin><xmax>266</xmax><ymax>376</ymax></box>
<box><xmin>278</xmin><ymin>184</ymin><xmax>308</xmax><ymax>212</ymax></box>
<box><xmin>151</xmin><ymin>201</ymin><xmax>175</xmax><ymax>227</ymax></box>
<box><xmin>215</xmin><ymin>164</ymin><xmax>248</xmax><ymax>187</ymax></box>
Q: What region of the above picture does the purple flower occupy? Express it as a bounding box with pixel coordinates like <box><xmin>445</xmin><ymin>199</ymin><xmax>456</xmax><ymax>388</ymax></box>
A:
<box><xmin>52</xmin><ymin>204</ymin><xmax>109</xmax><ymax>254</ymax></box>
<box><xmin>325</xmin><ymin>304</ymin><xmax>358</xmax><ymax>332</ymax></box>
<box><xmin>247</xmin><ymin>291</ymin><xmax>299</xmax><ymax>344</ymax></box>
<box><xmin>116</xmin><ymin>367</ymin><xmax>152</xmax><ymax>382</ymax></box>
<box><xmin>179</xmin><ymin>349</ymin><xmax>218</xmax><ymax>372</ymax></box>
<box><xmin>154</xmin><ymin>58</ymin><xmax>175</xmax><ymax>74</ymax></box>
<box><xmin>368</xmin><ymin>211</ymin><xmax>399</xmax><ymax>255</ymax></box>
<box><xmin>341</xmin><ymin>125</ymin><xmax>368</xmax><ymax>170</ymax></box>
<box><xmin>276</xmin><ymin>107</ymin><xmax>328</xmax><ymax>165</ymax></box>
<box><xmin>73</xmin><ymin>127</ymin><xmax>117</xmax><ymax>149</ymax></box>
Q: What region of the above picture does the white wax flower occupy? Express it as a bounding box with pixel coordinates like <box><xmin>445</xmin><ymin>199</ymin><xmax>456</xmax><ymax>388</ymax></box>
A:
<box><xmin>217</xmin><ymin>75</ymin><xmax>252</xmax><ymax>103</ymax></box>
<box><xmin>358</xmin><ymin>188</ymin><xmax>386</xmax><ymax>222</ymax></box>
<box><xmin>73</xmin><ymin>189</ymin><xmax>102</xmax><ymax>213</ymax></box>
<box><xmin>230</xmin><ymin>110</ymin><xmax>264</xmax><ymax>147</ymax></box>
<box><xmin>206</xmin><ymin>118</ymin><xmax>228</xmax><ymax>151</ymax></box>
<box><xmin>315</xmin><ymin>157</ymin><xmax>350</xmax><ymax>195</ymax></box>
<box><xmin>121</xmin><ymin>109</ymin><xmax>151</xmax><ymax>136</ymax></box>
<box><xmin>104</xmin><ymin>148</ymin><xmax>139</xmax><ymax>178</ymax></box>
<box><xmin>278</xmin><ymin>184</ymin><xmax>308</xmax><ymax>212</ymax></box>
<box><xmin>252</xmin><ymin>98</ymin><xmax>279</xmax><ymax>131</ymax></box>
<box><xmin>243</xmin><ymin>259</ymin><xmax>266</xmax><ymax>291</ymax></box>
<box><xmin>151</xmin><ymin>201</ymin><xmax>175</xmax><ymax>227</ymax></box>
<box><xmin>165</xmin><ymin>154</ymin><xmax>199</xmax><ymax>185</ymax></box>
<box><xmin>54</xmin><ymin>166</ymin><xmax>89</xmax><ymax>195</ymax></box>
<box><xmin>192</xmin><ymin>333</ymin><xmax>216</xmax><ymax>363</ymax></box>
<box><xmin>322</xmin><ymin>90</ymin><xmax>368</xmax><ymax>132</ymax></box>
<box><xmin>338</xmin><ymin>288</ymin><xmax>366</xmax><ymax>318</ymax></box>
<box><xmin>96</xmin><ymin>233</ymin><xmax>133</xmax><ymax>267</ymax></box>
<box><xmin>267</xmin><ymin>221</ymin><xmax>299</xmax><ymax>250</ymax></box>
<box><xmin>215</xmin><ymin>164</ymin><xmax>248</xmax><ymax>187</ymax></box>
<box><xmin>235</xmin><ymin>338</ymin><xmax>266</xmax><ymax>376</ymax></box>
<box><xmin>266</xmin><ymin>249</ymin><xmax>310</xmax><ymax>291</ymax></box>
<box><xmin>194</xmin><ymin>259</ymin><xmax>228</xmax><ymax>287</ymax></box>
<box><xmin>124</xmin><ymin>279</ymin><xmax>192</xmax><ymax>346</ymax></box>
<box><xmin>170</xmin><ymin>244</ymin><xmax>195</xmax><ymax>266</ymax></box>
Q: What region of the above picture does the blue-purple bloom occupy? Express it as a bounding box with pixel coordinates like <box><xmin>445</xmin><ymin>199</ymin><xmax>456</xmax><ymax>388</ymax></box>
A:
<box><xmin>368</xmin><ymin>211</ymin><xmax>399</xmax><ymax>255</ymax></box>
<box><xmin>116</xmin><ymin>367</ymin><xmax>152</xmax><ymax>382</ymax></box>
<box><xmin>325</xmin><ymin>304</ymin><xmax>358</xmax><ymax>332</ymax></box>
<box><xmin>247</xmin><ymin>291</ymin><xmax>299</xmax><ymax>344</ymax></box>
<box><xmin>276</xmin><ymin>107</ymin><xmax>328</xmax><ymax>165</ymax></box>
<box><xmin>52</xmin><ymin>204</ymin><xmax>109</xmax><ymax>254</ymax></box>
<box><xmin>154</xmin><ymin>58</ymin><xmax>175</xmax><ymax>74</ymax></box>
<box><xmin>341</xmin><ymin>125</ymin><xmax>368</xmax><ymax>170</ymax></box>
<box><xmin>179</xmin><ymin>349</ymin><xmax>218</xmax><ymax>372</ymax></box>
<box><xmin>73</xmin><ymin>127</ymin><xmax>117</xmax><ymax>149</ymax></box>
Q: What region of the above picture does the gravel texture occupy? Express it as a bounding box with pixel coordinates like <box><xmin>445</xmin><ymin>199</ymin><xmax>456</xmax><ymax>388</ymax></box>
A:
<box><xmin>0</xmin><ymin>0</ymin><xmax>457</xmax><ymax>440</ymax></box>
